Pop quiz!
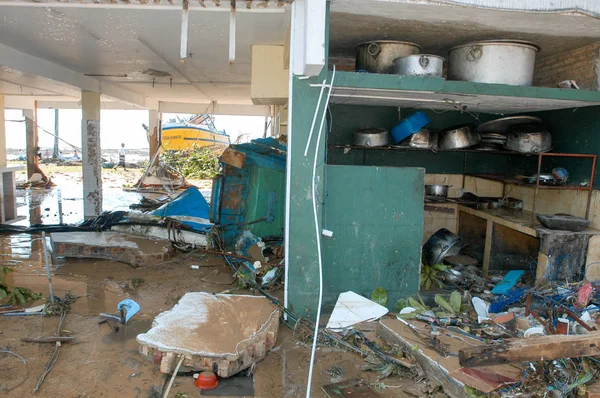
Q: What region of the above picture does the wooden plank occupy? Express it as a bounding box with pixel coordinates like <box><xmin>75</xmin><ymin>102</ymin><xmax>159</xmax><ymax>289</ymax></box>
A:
<box><xmin>482</xmin><ymin>220</ymin><xmax>493</xmax><ymax>276</ymax></box>
<box><xmin>220</xmin><ymin>147</ymin><xmax>246</xmax><ymax>169</ymax></box>
<box><xmin>424</xmin><ymin>205</ymin><xmax>455</xmax><ymax>215</ymax></box>
<box><xmin>21</xmin><ymin>336</ymin><xmax>75</xmax><ymax>344</ymax></box>
<box><xmin>459</xmin><ymin>331</ymin><xmax>600</xmax><ymax>367</ymax></box>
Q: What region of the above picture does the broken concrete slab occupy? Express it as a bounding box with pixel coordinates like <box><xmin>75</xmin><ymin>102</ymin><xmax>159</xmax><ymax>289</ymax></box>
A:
<box><xmin>50</xmin><ymin>231</ymin><xmax>174</xmax><ymax>267</ymax></box>
<box><xmin>137</xmin><ymin>292</ymin><xmax>280</xmax><ymax>377</ymax></box>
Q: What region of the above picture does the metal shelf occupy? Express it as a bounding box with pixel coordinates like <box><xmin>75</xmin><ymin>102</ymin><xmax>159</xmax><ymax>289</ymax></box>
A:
<box><xmin>466</xmin><ymin>173</ymin><xmax>593</xmax><ymax>191</ymax></box>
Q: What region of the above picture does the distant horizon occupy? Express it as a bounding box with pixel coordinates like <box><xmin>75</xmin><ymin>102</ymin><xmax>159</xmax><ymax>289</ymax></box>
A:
<box><xmin>4</xmin><ymin>109</ymin><xmax>267</xmax><ymax>150</ymax></box>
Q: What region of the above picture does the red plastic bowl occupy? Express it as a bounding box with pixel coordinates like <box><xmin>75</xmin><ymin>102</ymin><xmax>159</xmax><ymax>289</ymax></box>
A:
<box><xmin>195</xmin><ymin>372</ymin><xmax>219</xmax><ymax>390</ymax></box>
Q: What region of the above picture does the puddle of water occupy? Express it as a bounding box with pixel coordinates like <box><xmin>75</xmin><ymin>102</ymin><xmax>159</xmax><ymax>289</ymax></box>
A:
<box><xmin>14</xmin><ymin>184</ymin><xmax>148</xmax><ymax>226</ymax></box>
<box><xmin>103</xmin><ymin>319</ymin><xmax>153</xmax><ymax>344</ymax></box>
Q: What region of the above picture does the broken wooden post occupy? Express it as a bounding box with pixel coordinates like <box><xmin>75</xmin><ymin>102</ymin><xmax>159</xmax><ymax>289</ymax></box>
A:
<box><xmin>459</xmin><ymin>331</ymin><xmax>600</xmax><ymax>367</ymax></box>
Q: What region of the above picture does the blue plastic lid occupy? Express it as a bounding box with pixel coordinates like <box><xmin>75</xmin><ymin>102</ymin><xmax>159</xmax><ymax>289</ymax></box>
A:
<box><xmin>391</xmin><ymin>111</ymin><xmax>431</xmax><ymax>143</ymax></box>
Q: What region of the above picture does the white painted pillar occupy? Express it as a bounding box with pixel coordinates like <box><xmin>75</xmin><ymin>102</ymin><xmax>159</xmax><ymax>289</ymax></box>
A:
<box><xmin>81</xmin><ymin>91</ymin><xmax>102</xmax><ymax>218</ymax></box>
<box><xmin>0</xmin><ymin>95</ymin><xmax>5</xmax><ymax>167</ymax></box>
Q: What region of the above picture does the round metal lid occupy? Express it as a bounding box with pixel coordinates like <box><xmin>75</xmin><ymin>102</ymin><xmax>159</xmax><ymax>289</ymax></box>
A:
<box><xmin>477</xmin><ymin>116</ymin><xmax>542</xmax><ymax>134</ymax></box>
<box><xmin>356</xmin><ymin>40</ymin><xmax>421</xmax><ymax>49</ymax></box>
<box><xmin>450</xmin><ymin>40</ymin><xmax>540</xmax><ymax>53</ymax></box>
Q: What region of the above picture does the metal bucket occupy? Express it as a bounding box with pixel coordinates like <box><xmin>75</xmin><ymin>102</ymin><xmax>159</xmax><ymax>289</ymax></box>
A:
<box><xmin>448</xmin><ymin>40</ymin><xmax>539</xmax><ymax>86</ymax></box>
<box><xmin>393</xmin><ymin>54</ymin><xmax>444</xmax><ymax>77</ymax></box>
<box><xmin>356</xmin><ymin>41</ymin><xmax>420</xmax><ymax>74</ymax></box>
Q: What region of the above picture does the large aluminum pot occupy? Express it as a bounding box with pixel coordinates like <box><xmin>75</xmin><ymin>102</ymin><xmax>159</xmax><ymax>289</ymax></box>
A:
<box><xmin>505</xmin><ymin>124</ymin><xmax>552</xmax><ymax>153</ymax></box>
<box><xmin>393</xmin><ymin>54</ymin><xmax>444</xmax><ymax>77</ymax></box>
<box><xmin>356</xmin><ymin>41</ymin><xmax>420</xmax><ymax>74</ymax></box>
<box><xmin>438</xmin><ymin>124</ymin><xmax>480</xmax><ymax>150</ymax></box>
<box><xmin>448</xmin><ymin>40</ymin><xmax>539</xmax><ymax>86</ymax></box>
<box><xmin>423</xmin><ymin>228</ymin><xmax>464</xmax><ymax>266</ymax></box>
<box><xmin>353</xmin><ymin>128</ymin><xmax>389</xmax><ymax>147</ymax></box>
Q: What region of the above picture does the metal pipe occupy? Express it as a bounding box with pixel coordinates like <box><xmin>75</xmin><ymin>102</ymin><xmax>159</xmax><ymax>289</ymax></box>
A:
<box><xmin>41</xmin><ymin>232</ymin><xmax>55</xmax><ymax>304</ymax></box>
<box><xmin>586</xmin><ymin>155</ymin><xmax>597</xmax><ymax>219</ymax></box>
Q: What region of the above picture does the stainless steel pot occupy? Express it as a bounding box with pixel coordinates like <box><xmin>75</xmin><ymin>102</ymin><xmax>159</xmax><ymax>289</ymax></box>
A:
<box><xmin>425</xmin><ymin>184</ymin><xmax>450</xmax><ymax>198</ymax></box>
<box><xmin>422</xmin><ymin>228</ymin><xmax>464</xmax><ymax>266</ymax></box>
<box><xmin>393</xmin><ymin>54</ymin><xmax>444</xmax><ymax>77</ymax></box>
<box><xmin>438</xmin><ymin>124</ymin><xmax>480</xmax><ymax>150</ymax></box>
<box><xmin>402</xmin><ymin>128</ymin><xmax>438</xmax><ymax>150</ymax></box>
<box><xmin>356</xmin><ymin>41</ymin><xmax>420</xmax><ymax>74</ymax></box>
<box><xmin>505</xmin><ymin>124</ymin><xmax>552</xmax><ymax>153</ymax></box>
<box><xmin>353</xmin><ymin>128</ymin><xmax>389</xmax><ymax>147</ymax></box>
<box><xmin>448</xmin><ymin>40</ymin><xmax>539</xmax><ymax>86</ymax></box>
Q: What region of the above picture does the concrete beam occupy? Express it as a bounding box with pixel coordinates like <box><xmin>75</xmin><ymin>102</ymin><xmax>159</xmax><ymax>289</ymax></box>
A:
<box><xmin>290</xmin><ymin>0</ymin><xmax>325</xmax><ymax>77</ymax></box>
<box><xmin>158</xmin><ymin>101</ymin><xmax>271</xmax><ymax>116</ymax></box>
<box><xmin>0</xmin><ymin>42</ymin><xmax>147</xmax><ymax>108</ymax></box>
<box><xmin>0</xmin><ymin>0</ymin><xmax>289</xmax><ymax>11</ymax></box>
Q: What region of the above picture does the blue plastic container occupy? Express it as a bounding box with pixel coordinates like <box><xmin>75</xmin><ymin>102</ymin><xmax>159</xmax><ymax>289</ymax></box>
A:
<box><xmin>391</xmin><ymin>111</ymin><xmax>431</xmax><ymax>143</ymax></box>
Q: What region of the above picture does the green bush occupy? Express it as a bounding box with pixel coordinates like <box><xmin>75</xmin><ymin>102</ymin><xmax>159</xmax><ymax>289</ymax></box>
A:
<box><xmin>161</xmin><ymin>145</ymin><xmax>221</xmax><ymax>179</ymax></box>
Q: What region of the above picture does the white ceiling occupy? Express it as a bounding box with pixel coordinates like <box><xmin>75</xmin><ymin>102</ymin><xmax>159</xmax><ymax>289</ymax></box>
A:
<box><xmin>330</xmin><ymin>0</ymin><xmax>600</xmax><ymax>59</ymax></box>
<box><xmin>0</xmin><ymin>1</ymin><xmax>289</xmax><ymax>114</ymax></box>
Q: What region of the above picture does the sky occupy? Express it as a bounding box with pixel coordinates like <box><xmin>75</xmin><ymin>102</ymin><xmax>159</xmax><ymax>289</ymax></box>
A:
<box><xmin>4</xmin><ymin>109</ymin><xmax>268</xmax><ymax>150</ymax></box>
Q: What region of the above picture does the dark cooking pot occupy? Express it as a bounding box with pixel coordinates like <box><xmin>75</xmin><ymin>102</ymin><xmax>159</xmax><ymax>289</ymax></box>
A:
<box><xmin>425</xmin><ymin>184</ymin><xmax>450</xmax><ymax>198</ymax></box>
<box><xmin>422</xmin><ymin>228</ymin><xmax>464</xmax><ymax>266</ymax></box>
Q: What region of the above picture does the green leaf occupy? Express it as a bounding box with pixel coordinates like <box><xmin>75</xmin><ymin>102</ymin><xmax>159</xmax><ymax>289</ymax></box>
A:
<box><xmin>396</xmin><ymin>298</ymin><xmax>408</xmax><ymax>312</ymax></box>
<box><xmin>450</xmin><ymin>291</ymin><xmax>462</xmax><ymax>314</ymax></box>
<box><xmin>371</xmin><ymin>287</ymin><xmax>388</xmax><ymax>306</ymax></box>
<box><xmin>408</xmin><ymin>296</ymin><xmax>428</xmax><ymax>312</ymax></box>
<box><xmin>432</xmin><ymin>264</ymin><xmax>450</xmax><ymax>271</ymax></box>
<box><xmin>435</xmin><ymin>294</ymin><xmax>455</xmax><ymax>315</ymax></box>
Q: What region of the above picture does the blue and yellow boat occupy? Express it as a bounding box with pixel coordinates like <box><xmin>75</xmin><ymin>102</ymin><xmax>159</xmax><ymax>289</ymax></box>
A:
<box><xmin>161</xmin><ymin>114</ymin><xmax>230</xmax><ymax>151</ymax></box>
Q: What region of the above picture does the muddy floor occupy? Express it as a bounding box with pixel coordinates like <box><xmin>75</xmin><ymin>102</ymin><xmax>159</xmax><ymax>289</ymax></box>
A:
<box><xmin>0</xmin><ymin>236</ymin><xmax>429</xmax><ymax>398</ymax></box>
<box><xmin>1</xmin><ymin>167</ymin><xmax>428</xmax><ymax>397</ymax></box>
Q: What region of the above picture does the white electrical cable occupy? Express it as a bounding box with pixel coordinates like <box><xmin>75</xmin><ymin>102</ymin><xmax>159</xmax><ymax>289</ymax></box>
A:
<box><xmin>303</xmin><ymin>78</ymin><xmax>327</xmax><ymax>157</ymax></box>
<box><xmin>304</xmin><ymin>66</ymin><xmax>336</xmax><ymax>398</ymax></box>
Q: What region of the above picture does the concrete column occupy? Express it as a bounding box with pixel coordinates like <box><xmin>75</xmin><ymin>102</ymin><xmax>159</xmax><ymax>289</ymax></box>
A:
<box><xmin>148</xmin><ymin>110</ymin><xmax>160</xmax><ymax>166</ymax></box>
<box><xmin>81</xmin><ymin>91</ymin><xmax>102</xmax><ymax>218</ymax></box>
<box><xmin>0</xmin><ymin>95</ymin><xmax>6</xmax><ymax>167</ymax></box>
<box><xmin>24</xmin><ymin>109</ymin><xmax>37</xmax><ymax>179</ymax></box>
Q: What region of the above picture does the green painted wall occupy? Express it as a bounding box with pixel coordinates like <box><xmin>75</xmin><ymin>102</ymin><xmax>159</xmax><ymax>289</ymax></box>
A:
<box><xmin>287</xmin><ymin>75</ymin><xmax>328</xmax><ymax>319</ymax></box>
<box><xmin>533</xmin><ymin>106</ymin><xmax>600</xmax><ymax>188</ymax></box>
<box><xmin>321</xmin><ymin>165</ymin><xmax>424</xmax><ymax>312</ymax></box>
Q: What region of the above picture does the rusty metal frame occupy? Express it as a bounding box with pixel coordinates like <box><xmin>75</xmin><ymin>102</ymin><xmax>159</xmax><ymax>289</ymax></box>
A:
<box><xmin>532</xmin><ymin>152</ymin><xmax>597</xmax><ymax>219</ymax></box>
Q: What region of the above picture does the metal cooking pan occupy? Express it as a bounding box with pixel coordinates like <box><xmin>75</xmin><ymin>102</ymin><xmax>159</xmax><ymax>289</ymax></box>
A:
<box><xmin>505</xmin><ymin>124</ymin><xmax>552</xmax><ymax>153</ymax></box>
<box><xmin>438</xmin><ymin>124</ymin><xmax>480</xmax><ymax>150</ymax></box>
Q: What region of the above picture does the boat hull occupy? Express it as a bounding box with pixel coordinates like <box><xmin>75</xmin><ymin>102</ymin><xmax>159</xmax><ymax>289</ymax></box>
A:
<box><xmin>161</xmin><ymin>126</ymin><xmax>230</xmax><ymax>151</ymax></box>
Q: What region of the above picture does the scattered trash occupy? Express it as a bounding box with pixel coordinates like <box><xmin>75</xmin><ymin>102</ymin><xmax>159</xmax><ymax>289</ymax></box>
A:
<box><xmin>491</xmin><ymin>270</ymin><xmax>524</xmax><ymax>295</ymax></box>
<box><xmin>194</xmin><ymin>371</ymin><xmax>219</xmax><ymax>390</ymax></box>
<box><xmin>117</xmin><ymin>299</ymin><xmax>140</xmax><ymax>323</ymax></box>
<box><xmin>326</xmin><ymin>291</ymin><xmax>389</xmax><ymax>331</ymax></box>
